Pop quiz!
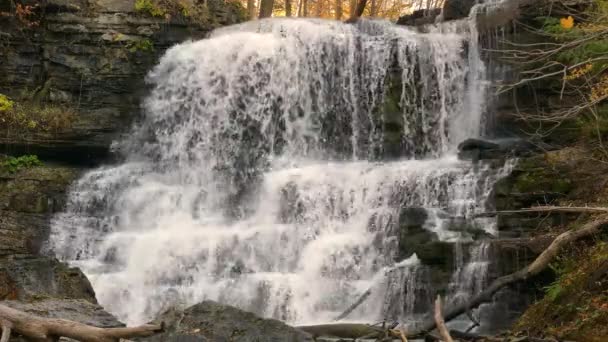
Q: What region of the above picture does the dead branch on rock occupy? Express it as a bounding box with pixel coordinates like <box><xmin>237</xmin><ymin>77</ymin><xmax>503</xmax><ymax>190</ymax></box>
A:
<box><xmin>296</xmin><ymin>322</ymin><xmax>407</xmax><ymax>340</ymax></box>
<box><xmin>475</xmin><ymin>205</ymin><xmax>608</xmax><ymax>218</ymax></box>
<box><xmin>408</xmin><ymin>215</ymin><xmax>608</xmax><ymax>336</ymax></box>
<box><xmin>0</xmin><ymin>303</ymin><xmax>163</xmax><ymax>342</ymax></box>
<box><xmin>434</xmin><ymin>296</ymin><xmax>454</xmax><ymax>342</ymax></box>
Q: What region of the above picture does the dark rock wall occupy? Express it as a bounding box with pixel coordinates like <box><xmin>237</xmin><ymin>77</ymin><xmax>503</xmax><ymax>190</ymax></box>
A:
<box><xmin>0</xmin><ymin>0</ymin><xmax>245</xmax><ymax>161</ymax></box>
<box><xmin>0</xmin><ymin>163</ymin><xmax>97</xmax><ymax>302</ymax></box>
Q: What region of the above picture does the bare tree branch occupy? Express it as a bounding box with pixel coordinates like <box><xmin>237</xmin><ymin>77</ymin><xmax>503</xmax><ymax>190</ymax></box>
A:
<box><xmin>475</xmin><ymin>205</ymin><xmax>608</xmax><ymax>218</ymax></box>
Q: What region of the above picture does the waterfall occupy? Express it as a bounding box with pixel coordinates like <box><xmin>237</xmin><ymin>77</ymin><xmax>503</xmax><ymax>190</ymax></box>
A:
<box><xmin>48</xmin><ymin>17</ymin><xmax>510</xmax><ymax>327</ymax></box>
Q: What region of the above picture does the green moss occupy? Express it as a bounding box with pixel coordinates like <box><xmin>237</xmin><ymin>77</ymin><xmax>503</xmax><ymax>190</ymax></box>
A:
<box><xmin>0</xmin><ymin>94</ymin><xmax>14</xmax><ymax>113</ymax></box>
<box><xmin>512</xmin><ymin>170</ymin><xmax>571</xmax><ymax>194</ymax></box>
<box><xmin>510</xmin><ymin>154</ymin><xmax>572</xmax><ymax>195</ymax></box>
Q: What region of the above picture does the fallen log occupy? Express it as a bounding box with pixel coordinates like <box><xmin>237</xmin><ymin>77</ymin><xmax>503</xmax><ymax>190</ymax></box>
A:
<box><xmin>0</xmin><ymin>303</ymin><xmax>163</xmax><ymax>342</ymax></box>
<box><xmin>434</xmin><ymin>296</ymin><xmax>454</xmax><ymax>342</ymax></box>
<box><xmin>475</xmin><ymin>205</ymin><xmax>608</xmax><ymax>218</ymax></box>
<box><xmin>408</xmin><ymin>215</ymin><xmax>608</xmax><ymax>335</ymax></box>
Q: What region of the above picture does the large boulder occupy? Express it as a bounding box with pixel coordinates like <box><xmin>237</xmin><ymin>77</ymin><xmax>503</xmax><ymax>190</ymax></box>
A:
<box><xmin>143</xmin><ymin>301</ymin><xmax>313</xmax><ymax>342</ymax></box>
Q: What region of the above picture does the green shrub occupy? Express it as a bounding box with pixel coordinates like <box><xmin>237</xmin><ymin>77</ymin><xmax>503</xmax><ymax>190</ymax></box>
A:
<box><xmin>135</xmin><ymin>0</ymin><xmax>166</xmax><ymax>17</ymax></box>
<box><xmin>2</xmin><ymin>155</ymin><xmax>42</xmax><ymax>173</ymax></box>
<box><xmin>127</xmin><ymin>38</ymin><xmax>155</xmax><ymax>53</ymax></box>
<box><xmin>0</xmin><ymin>94</ymin><xmax>14</xmax><ymax>113</ymax></box>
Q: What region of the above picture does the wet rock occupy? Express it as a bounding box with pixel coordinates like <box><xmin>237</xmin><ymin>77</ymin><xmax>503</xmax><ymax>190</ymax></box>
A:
<box><xmin>0</xmin><ymin>256</ymin><xmax>96</xmax><ymax>302</ymax></box>
<box><xmin>442</xmin><ymin>0</ymin><xmax>477</xmax><ymax>21</ymax></box>
<box><xmin>399</xmin><ymin>207</ymin><xmax>428</xmax><ymax>228</ymax></box>
<box><xmin>398</xmin><ymin>207</ymin><xmax>442</xmax><ymax>260</ymax></box>
<box><xmin>143</xmin><ymin>301</ymin><xmax>313</xmax><ymax>342</ymax></box>
<box><xmin>457</xmin><ymin>138</ymin><xmax>546</xmax><ymax>161</ymax></box>
<box><xmin>396</xmin><ymin>8</ymin><xmax>442</xmax><ymax>26</ymax></box>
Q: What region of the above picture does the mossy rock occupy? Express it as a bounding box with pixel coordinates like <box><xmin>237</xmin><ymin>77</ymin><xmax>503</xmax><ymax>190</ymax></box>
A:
<box><xmin>0</xmin><ymin>164</ymin><xmax>78</xmax><ymax>214</ymax></box>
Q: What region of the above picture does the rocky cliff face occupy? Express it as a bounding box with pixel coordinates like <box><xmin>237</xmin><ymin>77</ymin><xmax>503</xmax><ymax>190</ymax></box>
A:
<box><xmin>0</xmin><ymin>161</ymin><xmax>97</xmax><ymax>302</ymax></box>
<box><xmin>0</xmin><ymin>0</ymin><xmax>249</xmax><ymax>334</ymax></box>
<box><xmin>0</xmin><ymin>0</ymin><xmax>245</xmax><ymax>161</ymax></box>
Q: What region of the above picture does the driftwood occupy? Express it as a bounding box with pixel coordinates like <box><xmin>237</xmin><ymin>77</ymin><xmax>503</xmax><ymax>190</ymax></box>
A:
<box><xmin>0</xmin><ymin>303</ymin><xmax>163</xmax><ymax>342</ymax></box>
<box><xmin>475</xmin><ymin>205</ymin><xmax>608</xmax><ymax>218</ymax></box>
<box><xmin>434</xmin><ymin>296</ymin><xmax>454</xmax><ymax>342</ymax></box>
<box><xmin>408</xmin><ymin>215</ymin><xmax>608</xmax><ymax>336</ymax></box>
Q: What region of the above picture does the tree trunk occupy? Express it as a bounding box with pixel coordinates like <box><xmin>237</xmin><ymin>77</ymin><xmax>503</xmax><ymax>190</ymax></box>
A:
<box><xmin>349</xmin><ymin>0</ymin><xmax>356</xmax><ymax>16</ymax></box>
<box><xmin>0</xmin><ymin>304</ymin><xmax>163</xmax><ymax>342</ymax></box>
<box><xmin>303</xmin><ymin>0</ymin><xmax>308</xmax><ymax>16</ymax></box>
<box><xmin>259</xmin><ymin>0</ymin><xmax>274</xmax><ymax>18</ymax></box>
<box><xmin>286</xmin><ymin>0</ymin><xmax>292</xmax><ymax>16</ymax></box>
<box><xmin>315</xmin><ymin>0</ymin><xmax>323</xmax><ymax>17</ymax></box>
<box><xmin>370</xmin><ymin>0</ymin><xmax>377</xmax><ymax>16</ymax></box>
<box><xmin>247</xmin><ymin>0</ymin><xmax>257</xmax><ymax>19</ymax></box>
<box><xmin>335</xmin><ymin>0</ymin><xmax>342</xmax><ymax>20</ymax></box>
<box><xmin>346</xmin><ymin>0</ymin><xmax>367</xmax><ymax>22</ymax></box>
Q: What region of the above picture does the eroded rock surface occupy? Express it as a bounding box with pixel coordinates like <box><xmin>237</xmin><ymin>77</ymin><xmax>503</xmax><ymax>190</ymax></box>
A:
<box><xmin>143</xmin><ymin>301</ymin><xmax>313</xmax><ymax>342</ymax></box>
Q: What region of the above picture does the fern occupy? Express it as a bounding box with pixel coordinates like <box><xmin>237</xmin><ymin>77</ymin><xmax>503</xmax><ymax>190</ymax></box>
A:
<box><xmin>544</xmin><ymin>281</ymin><xmax>564</xmax><ymax>302</ymax></box>
<box><xmin>2</xmin><ymin>155</ymin><xmax>42</xmax><ymax>173</ymax></box>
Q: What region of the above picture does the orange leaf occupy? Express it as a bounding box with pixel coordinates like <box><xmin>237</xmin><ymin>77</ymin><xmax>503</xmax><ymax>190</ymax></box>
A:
<box><xmin>560</xmin><ymin>16</ymin><xmax>574</xmax><ymax>30</ymax></box>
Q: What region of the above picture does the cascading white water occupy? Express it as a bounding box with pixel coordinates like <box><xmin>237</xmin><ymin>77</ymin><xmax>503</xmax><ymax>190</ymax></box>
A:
<box><xmin>48</xmin><ymin>16</ymin><xmax>510</xmax><ymax>327</ymax></box>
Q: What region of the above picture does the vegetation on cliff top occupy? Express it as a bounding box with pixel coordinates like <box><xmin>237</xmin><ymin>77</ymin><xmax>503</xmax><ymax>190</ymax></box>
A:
<box><xmin>134</xmin><ymin>0</ymin><xmax>247</xmax><ymax>24</ymax></box>
<box><xmin>0</xmin><ymin>93</ymin><xmax>75</xmax><ymax>133</ymax></box>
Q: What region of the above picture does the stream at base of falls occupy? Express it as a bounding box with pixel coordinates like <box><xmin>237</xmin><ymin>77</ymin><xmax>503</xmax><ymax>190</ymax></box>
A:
<box><xmin>47</xmin><ymin>9</ymin><xmax>514</xmax><ymax>330</ymax></box>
